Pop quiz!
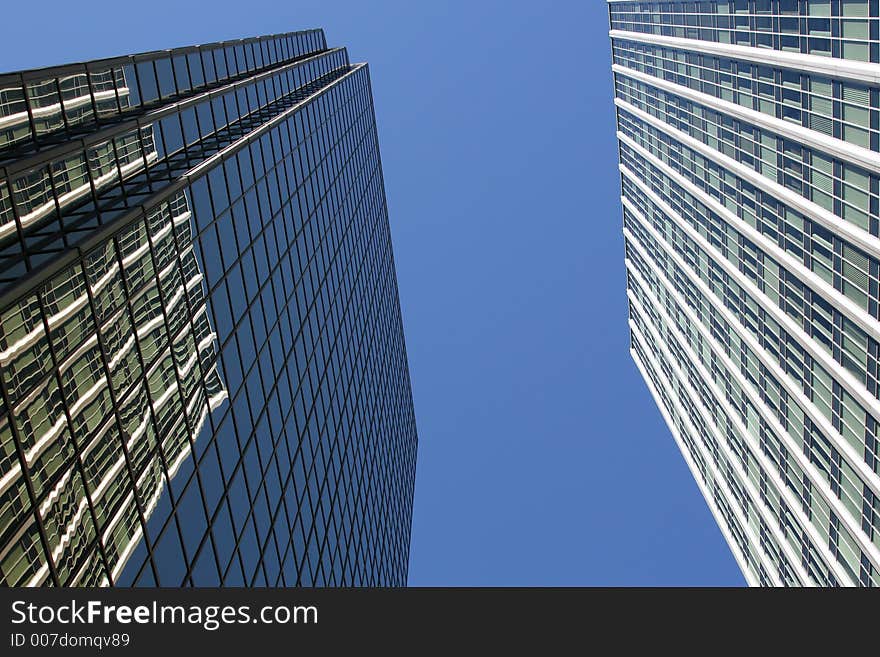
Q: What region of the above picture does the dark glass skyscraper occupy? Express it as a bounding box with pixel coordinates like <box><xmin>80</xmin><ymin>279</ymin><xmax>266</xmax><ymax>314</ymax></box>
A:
<box><xmin>0</xmin><ymin>30</ymin><xmax>418</xmax><ymax>587</ymax></box>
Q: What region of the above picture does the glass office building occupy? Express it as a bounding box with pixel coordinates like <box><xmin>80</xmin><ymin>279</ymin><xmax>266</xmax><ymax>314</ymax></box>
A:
<box><xmin>610</xmin><ymin>0</ymin><xmax>880</xmax><ymax>585</ymax></box>
<box><xmin>0</xmin><ymin>30</ymin><xmax>418</xmax><ymax>587</ymax></box>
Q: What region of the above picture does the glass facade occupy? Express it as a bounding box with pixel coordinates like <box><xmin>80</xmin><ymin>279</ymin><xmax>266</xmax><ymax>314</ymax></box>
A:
<box><xmin>611</xmin><ymin>0</ymin><xmax>880</xmax><ymax>585</ymax></box>
<box><xmin>0</xmin><ymin>30</ymin><xmax>418</xmax><ymax>587</ymax></box>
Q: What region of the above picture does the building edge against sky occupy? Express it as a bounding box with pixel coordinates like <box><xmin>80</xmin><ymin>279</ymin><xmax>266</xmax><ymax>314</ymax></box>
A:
<box><xmin>610</xmin><ymin>0</ymin><xmax>880</xmax><ymax>586</ymax></box>
<box><xmin>0</xmin><ymin>29</ymin><xmax>418</xmax><ymax>586</ymax></box>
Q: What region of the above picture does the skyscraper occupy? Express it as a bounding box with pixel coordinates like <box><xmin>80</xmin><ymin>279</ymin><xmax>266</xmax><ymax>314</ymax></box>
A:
<box><xmin>610</xmin><ymin>0</ymin><xmax>880</xmax><ymax>586</ymax></box>
<box><xmin>0</xmin><ymin>30</ymin><xmax>418</xmax><ymax>587</ymax></box>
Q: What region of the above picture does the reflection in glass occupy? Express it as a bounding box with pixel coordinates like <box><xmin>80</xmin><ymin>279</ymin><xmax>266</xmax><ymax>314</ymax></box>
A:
<box><xmin>0</xmin><ymin>67</ymin><xmax>128</xmax><ymax>151</ymax></box>
<box><xmin>0</xmin><ymin>179</ymin><xmax>227</xmax><ymax>585</ymax></box>
<box><xmin>0</xmin><ymin>29</ymin><xmax>416</xmax><ymax>588</ymax></box>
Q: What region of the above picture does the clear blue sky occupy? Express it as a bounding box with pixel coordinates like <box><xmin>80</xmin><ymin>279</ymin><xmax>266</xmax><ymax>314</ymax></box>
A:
<box><xmin>1</xmin><ymin>0</ymin><xmax>744</xmax><ymax>586</ymax></box>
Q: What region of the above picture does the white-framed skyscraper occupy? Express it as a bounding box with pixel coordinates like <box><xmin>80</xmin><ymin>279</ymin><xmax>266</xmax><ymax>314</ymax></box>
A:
<box><xmin>610</xmin><ymin>0</ymin><xmax>880</xmax><ymax>586</ymax></box>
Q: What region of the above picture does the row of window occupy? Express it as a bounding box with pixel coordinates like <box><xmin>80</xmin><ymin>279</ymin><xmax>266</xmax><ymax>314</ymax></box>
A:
<box><xmin>633</xmin><ymin>298</ymin><xmax>876</xmax><ymax>585</ymax></box>
<box><xmin>0</xmin><ymin>69</ymin><xmax>126</xmax><ymax>153</ymax></box>
<box><xmin>622</xmin><ymin>151</ymin><xmax>879</xmax><ymax>403</ymax></box>
<box><xmin>616</xmin><ymin>102</ymin><xmax>880</xmax><ymax>375</ymax></box>
<box><xmin>631</xmin><ymin>291</ymin><xmax>811</xmax><ymax>585</ymax></box>
<box><xmin>615</xmin><ymin>75</ymin><xmax>878</xmax><ymax>236</ymax></box>
<box><xmin>612</xmin><ymin>39</ymin><xmax>879</xmax><ymax>150</ymax></box>
<box><xmin>0</xmin><ymin>30</ymin><xmax>325</xmax><ymax>155</ymax></box>
<box><xmin>618</xmin><ymin>122</ymin><xmax>876</xmax><ymax>324</ymax></box>
<box><xmin>610</xmin><ymin>0</ymin><xmax>880</xmax><ymax>61</ymax></box>
<box><xmin>0</xmin><ymin>49</ymin><xmax>352</xmax><ymax>287</ymax></box>
<box><xmin>624</xmin><ymin>184</ymin><xmax>880</xmax><ymax>535</ymax></box>
<box><xmin>624</xmin><ymin>179</ymin><xmax>880</xmax><ymax>525</ymax></box>
<box><xmin>619</xmin><ymin>140</ymin><xmax>880</xmax><ymax>482</ymax></box>
<box><xmin>626</xmin><ymin>216</ymin><xmax>879</xmax><ymax>584</ymax></box>
<box><xmin>631</xmin><ymin>323</ymin><xmax>814</xmax><ymax>584</ymax></box>
<box><xmin>617</xmin><ymin>113</ymin><xmax>880</xmax><ymax>426</ymax></box>
<box><xmin>611</xmin><ymin>0</ymin><xmax>875</xmax><ymax>18</ymax></box>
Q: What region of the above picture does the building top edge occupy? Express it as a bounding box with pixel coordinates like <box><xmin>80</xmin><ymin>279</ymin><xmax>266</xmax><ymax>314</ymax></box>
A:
<box><xmin>0</xmin><ymin>29</ymin><xmax>327</xmax><ymax>80</ymax></box>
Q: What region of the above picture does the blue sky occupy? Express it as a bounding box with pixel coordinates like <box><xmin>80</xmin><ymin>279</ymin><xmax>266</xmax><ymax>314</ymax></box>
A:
<box><xmin>1</xmin><ymin>0</ymin><xmax>744</xmax><ymax>586</ymax></box>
